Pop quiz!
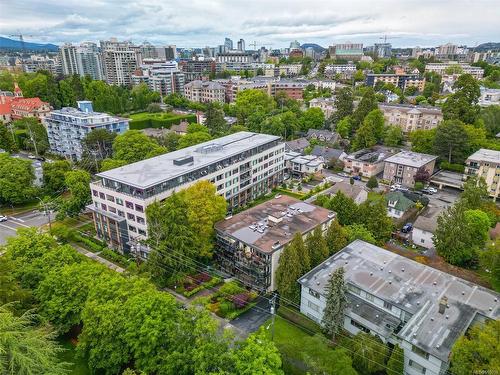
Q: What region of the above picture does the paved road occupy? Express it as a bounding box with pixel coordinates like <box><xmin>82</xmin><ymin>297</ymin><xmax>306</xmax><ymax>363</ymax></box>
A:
<box><xmin>0</xmin><ymin>209</ymin><xmax>54</xmax><ymax>245</ymax></box>
<box><xmin>230</xmin><ymin>297</ymin><xmax>272</xmax><ymax>333</ymax></box>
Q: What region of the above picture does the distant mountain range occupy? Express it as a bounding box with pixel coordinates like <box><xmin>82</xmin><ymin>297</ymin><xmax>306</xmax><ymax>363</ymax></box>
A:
<box><xmin>0</xmin><ymin>37</ymin><xmax>59</xmax><ymax>52</ymax></box>
<box><xmin>301</xmin><ymin>43</ymin><xmax>326</xmax><ymax>53</ymax></box>
<box><xmin>474</xmin><ymin>42</ymin><xmax>500</xmax><ymax>52</ymax></box>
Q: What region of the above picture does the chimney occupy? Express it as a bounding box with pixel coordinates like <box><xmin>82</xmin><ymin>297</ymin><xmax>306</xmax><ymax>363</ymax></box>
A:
<box><xmin>438</xmin><ymin>296</ymin><xmax>448</xmax><ymax>314</ymax></box>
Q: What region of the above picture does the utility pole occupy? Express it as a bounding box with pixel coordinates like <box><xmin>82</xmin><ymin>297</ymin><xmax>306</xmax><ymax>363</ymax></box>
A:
<box><xmin>269</xmin><ymin>293</ymin><xmax>277</xmax><ymax>341</ymax></box>
<box><xmin>36</xmin><ymin>197</ymin><xmax>52</xmax><ymax>232</ymax></box>
<box><xmin>26</xmin><ymin>122</ymin><xmax>39</xmax><ymax>157</ymax></box>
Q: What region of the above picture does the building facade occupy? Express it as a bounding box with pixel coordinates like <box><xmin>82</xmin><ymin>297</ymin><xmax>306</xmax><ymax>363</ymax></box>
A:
<box><xmin>299</xmin><ymin>240</ymin><xmax>500</xmax><ymax>375</ymax></box>
<box><xmin>309</xmin><ymin>97</ymin><xmax>336</xmax><ymax>118</ymax></box>
<box><xmin>44</xmin><ymin>101</ymin><xmax>129</xmax><ymax>160</ymax></box>
<box><xmin>59</xmin><ymin>42</ymin><xmax>104</xmax><ymax>80</ymax></box>
<box><xmin>184</xmin><ymin>80</ymin><xmax>225</xmax><ymax>103</ymax></box>
<box><xmin>100</xmin><ymin>38</ymin><xmax>139</xmax><ymax>86</ymax></box>
<box><xmin>0</xmin><ymin>85</ymin><xmax>51</xmax><ymax>123</ymax></box>
<box><xmin>215</xmin><ymin>195</ymin><xmax>335</xmax><ymax>292</ymax></box>
<box><xmin>89</xmin><ymin>132</ymin><xmax>285</xmax><ymax>257</ymax></box>
<box><xmin>378</xmin><ymin>103</ymin><xmax>443</xmax><ymax>133</ymax></box>
<box><xmin>132</xmin><ymin>61</ymin><xmax>185</xmax><ymax>96</ymax></box>
<box><xmin>424</xmin><ymin>63</ymin><xmax>484</xmax><ymax>79</ymax></box>
<box><xmin>285</xmin><ymin>151</ymin><xmax>324</xmax><ymax>177</ymax></box>
<box><xmin>365</xmin><ymin>73</ymin><xmax>425</xmax><ymax>91</ymax></box>
<box><xmin>412</xmin><ymin>206</ymin><xmax>442</xmax><ymax>249</ymax></box>
<box><xmin>344</xmin><ymin>147</ymin><xmax>397</xmax><ymax>177</ymax></box>
<box><xmin>383</xmin><ymin>151</ymin><xmax>438</xmax><ymax>186</ymax></box>
<box><xmin>328</xmin><ymin>43</ymin><xmax>364</xmax><ymax>61</ymax></box>
<box><xmin>464</xmin><ymin>149</ymin><xmax>500</xmax><ymax>199</ymax></box>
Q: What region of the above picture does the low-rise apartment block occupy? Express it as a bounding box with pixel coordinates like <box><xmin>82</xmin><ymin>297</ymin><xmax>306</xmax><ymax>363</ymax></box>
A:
<box><xmin>184</xmin><ymin>80</ymin><xmax>225</xmax><ymax>103</ymax></box>
<box><xmin>309</xmin><ymin>97</ymin><xmax>336</xmax><ymax>118</ymax></box>
<box><xmin>424</xmin><ymin>62</ymin><xmax>484</xmax><ymax>79</ymax></box>
<box><xmin>344</xmin><ymin>146</ymin><xmax>397</xmax><ymax>177</ymax></box>
<box><xmin>328</xmin><ymin>43</ymin><xmax>364</xmax><ymax>61</ymax></box>
<box><xmin>285</xmin><ymin>151</ymin><xmax>324</xmax><ymax>177</ymax></box>
<box><xmin>383</xmin><ymin>151</ymin><xmax>437</xmax><ymax>186</ymax></box>
<box><xmin>215</xmin><ymin>195</ymin><xmax>335</xmax><ymax>291</ymax></box>
<box><xmin>89</xmin><ymin>132</ymin><xmax>285</xmax><ymax>257</ymax></box>
<box><xmin>299</xmin><ymin>240</ymin><xmax>499</xmax><ymax>375</ymax></box>
<box><xmin>44</xmin><ymin>101</ymin><xmax>129</xmax><ymax>160</ymax></box>
<box><xmin>379</xmin><ymin>103</ymin><xmax>443</xmax><ymax>133</ymax></box>
<box><xmin>132</xmin><ymin>61</ymin><xmax>185</xmax><ymax>96</ymax></box>
<box><xmin>366</xmin><ymin>73</ymin><xmax>425</xmax><ymax>92</ymax></box>
<box><xmin>464</xmin><ymin>148</ymin><xmax>500</xmax><ymax>199</ymax></box>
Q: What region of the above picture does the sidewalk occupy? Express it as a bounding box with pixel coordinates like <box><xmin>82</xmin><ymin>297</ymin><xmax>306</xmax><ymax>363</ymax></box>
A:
<box><xmin>71</xmin><ymin>243</ymin><xmax>125</xmax><ymax>273</ymax></box>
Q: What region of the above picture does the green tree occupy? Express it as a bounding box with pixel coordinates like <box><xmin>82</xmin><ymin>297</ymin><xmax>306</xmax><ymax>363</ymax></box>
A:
<box><xmin>366</xmin><ymin>176</ymin><xmax>378</xmax><ymax>189</ymax></box>
<box><xmin>146</xmin><ymin>193</ymin><xmax>197</xmax><ymax>285</ymax></box>
<box><xmin>325</xmin><ymin>220</ymin><xmax>348</xmax><ymax>255</ymax></box>
<box><xmin>131</xmin><ymin>83</ymin><xmax>161</xmax><ymax>111</ymax></box>
<box><xmin>349</xmin><ymin>332</ymin><xmax>389</xmax><ymax>375</ymax></box>
<box><xmin>442</xmin><ymin>74</ymin><xmax>481</xmax><ymax>124</ymax></box>
<box><xmin>12</xmin><ymin>117</ymin><xmax>49</xmax><ymax>155</ymax></box>
<box><xmin>235</xmin><ymin>89</ymin><xmax>275</xmax><ymax>127</ymax></box>
<box><xmin>100</xmin><ymin>158</ymin><xmax>128</xmax><ymax>172</ymax></box>
<box><xmin>460</xmin><ymin>176</ymin><xmax>489</xmax><ymax>210</ymax></box>
<box><xmin>299</xmin><ymin>107</ymin><xmax>325</xmax><ymax>131</ymax></box>
<box><xmin>383</xmin><ymin>125</ymin><xmax>404</xmax><ymax>146</ymax></box>
<box><xmin>326</xmin><ymin>191</ymin><xmax>359</xmax><ymax>225</ymax></box>
<box><xmin>112</xmin><ymin>130</ymin><xmax>167</xmax><ymax>163</ymax></box>
<box><xmin>321</xmin><ymin>267</ymin><xmax>347</xmax><ymax>341</ymax></box>
<box><xmin>180</xmin><ymin>181</ymin><xmax>227</xmax><ymax>258</ymax></box>
<box><xmin>42</xmin><ymin>160</ymin><xmax>71</xmax><ymax>194</ymax></box>
<box><xmin>302</xmin><ymin>335</ymin><xmax>357</xmax><ymax>375</ymax></box>
<box><xmin>387</xmin><ymin>344</ymin><xmax>404</xmax><ymax>375</ymax></box>
<box><xmin>464</xmin><ymin>209</ymin><xmax>491</xmax><ymax>248</ymax></box>
<box><xmin>450</xmin><ymin>320</ymin><xmax>500</xmax><ymax>375</ymax></box>
<box><xmin>261</xmin><ymin>111</ymin><xmax>300</xmax><ymax>139</ymax></box>
<box><xmin>160</xmin><ymin>132</ymin><xmax>182</xmax><ymax>151</ymax></box>
<box><xmin>204</xmin><ymin>102</ymin><xmax>229</xmax><ymax>136</ymax></box>
<box><xmin>0</xmin><ymin>70</ymin><xmax>15</xmax><ymax>91</ymax></box>
<box><xmin>410</xmin><ymin>129</ymin><xmax>436</xmax><ymax>154</ymax></box>
<box><xmin>306</xmin><ymin>227</ymin><xmax>329</xmax><ymax>268</ymax></box>
<box><xmin>358</xmin><ymin>200</ymin><xmax>393</xmax><ymax>242</ymax></box>
<box><xmin>82</xmin><ymin>129</ymin><xmax>117</xmax><ymax>164</ymax></box>
<box><xmin>276</xmin><ymin>233</ymin><xmax>308</xmax><ymax>305</ymax></box>
<box><xmin>331</xmin><ymin>87</ymin><xmax>354</xmax><ymax>124</ymax></box>
<box><xmin>351</xmin><ymin>88</ymin><xmax>378</xmax><ymax>132</ymax></box>
<box><xmin>177</xmin><ymin>131</ymin><xmax>212</xmax><ymax>149</ymax></box>
<box><xmin>0</xmin><ymin>122</ymin><xmax>16</xmax><ymax>152</ymax></box>
<box><xmin>433</xmin><ymin>120</ymin><xmax>469</xmax><ymax>163</ymax></box>
<box><xmin>345</xmin><ymin>224</ymin><xmax>377</xmax><ymax>244</ymax></box>
<box><xmin>479</xmin><ymin>239</ymin><xmax>500</xmax><ymax>291</ymax></box>
<box><xmin>0</xmin><ymin>306</ymin><xmax>69</xmax><ymax>375</ymax></box>
<box><xmin>0</xmin><ymin>256</ymin><xmax>32</xmax><ymax>311</ymax></box>
<box><xmin>335</xmin><ymin>116</ymin><xmax>353</xmax><ymax>138</ymax></box>
<box><xmin>352</xmin><ymin>109</ymin><xmax>385</xmax><ymax>150</ymax></box>
<box><xmin>57</xmin><ymin>169</ymin><xmax>91</xmax><ymax>218</ymax></box>
<box><xmin>480</xmin><ymin>105</ymin><xmax>500</xmax><ymax>138</ymax></box>
<box><xmin>0</xmin><ymin>153</ymin><xmax>35</xmax><ymax>205</ymax></box>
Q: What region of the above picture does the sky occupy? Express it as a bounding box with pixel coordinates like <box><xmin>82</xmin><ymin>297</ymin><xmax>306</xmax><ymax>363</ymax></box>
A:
<box><xmin>1</xmin><ymin>0</ymin><xmax>499</xmax><ymax>49</ymax></box>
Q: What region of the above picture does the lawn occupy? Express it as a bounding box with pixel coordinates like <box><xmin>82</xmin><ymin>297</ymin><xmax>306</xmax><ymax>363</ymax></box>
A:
<box><xmin>58</xmin><ymin>337</ymin><xmax>90</xmax><ymax>375</ymax></box>
<box><xmin>128</xmin><ymin>111</ymin><xmax>196</xmax><ymax>130</ymax></box>
<box><xmin>368</xmin><ymin>191</ymin><xmax>385</xmax><ymax>202</ymax></box>
<box><xmin>263</xmin><ymin>315</ymin><xmax>336</xmax><ymax>375</ymax></box>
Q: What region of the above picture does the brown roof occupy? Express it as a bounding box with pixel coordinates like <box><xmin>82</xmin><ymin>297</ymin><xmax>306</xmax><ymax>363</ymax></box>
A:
<box><xmin>324</xmin><ymin>182</ymin><xmax>366</xmax><ymax>200</ymax></box>
<box><xmin>413</xmin><ymin>206</ymin><xmax>443</xmax><ymax>233</ymax></box>
<box><xmin>215</xmin><ymin>195</ymin><xmax>335</xmax><ymax>253</ymax></box>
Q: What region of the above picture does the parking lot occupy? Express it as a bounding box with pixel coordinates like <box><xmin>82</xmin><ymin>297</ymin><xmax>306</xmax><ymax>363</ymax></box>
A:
<box><xmin>0</xmin><ymin>209</ymin><xmax>54</xmax><ymax>245</ymax></box>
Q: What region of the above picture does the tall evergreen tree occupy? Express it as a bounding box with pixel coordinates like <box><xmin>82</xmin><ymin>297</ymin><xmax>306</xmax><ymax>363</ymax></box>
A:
<box><xmin>204</xmin><ymin>103</ymin><xmax>229</xmax><ymax>136</ymax></box>
<box><xmin>325</xmin><ymin>220</ymin><xmax>348</xmax><ymax>255</ymax></box>
<box><xmin>321</xmin><ymin>267</ymin><xmax>347</xmax><ymax>341</ymax></box>
<box><xmin>387</xmin><ymin>344</ymin><xmax>404</xmax><ymax>375</ymax></box>
<box><xmin>306</xmin><ymin>227</ymin><xmax>329</xmax><ymax>268</ymax></box>
<box><xmin>276</xmin><ymin>233</ymin><xmax>308</xmax><ymax>305</ymax></box>
<box><xmin>326</xmin><ymin>191</ymin><xmax>359</xmax><ymax>225</ymax></box>
<box><xmin>351</xmin><ymin>87</ymin><xmax>378</xmax><ymax>132</ymax></box>
<box><xmin>331</xmin><ymin>87</ymin><xmax>354</xmax><ymax>124</ymax></box>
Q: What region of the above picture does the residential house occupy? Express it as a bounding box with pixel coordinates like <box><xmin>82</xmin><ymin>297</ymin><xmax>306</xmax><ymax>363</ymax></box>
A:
<box><xmin>309</xmin><ymin>97</ymin><xmax>336</xmax><ymax>118</ymax></box>
<box><xmin>310</xmin><ymin>146</ymin><xmax>346</xmax><ymax>167</ymax></box>
<box><xmin>285</xmin><ymin>151</ymin><xmax>324</xmax><ymax>177</ymax></box>
<box><xmin>324</xmin><ymin>182</ymin><xmax>368</xmax><ymax>204</ymax></box>
<box><xmin>299</xmin><ymin>240</ymin><xmax>500</xmax><ymax>375</ymax></box>
<box><xmin>215</xmin><ymin>195</ymin><xmax>336</xmax><ymax>292</ymax></box>
<box><xmin>169</xmin><ymin>120</ymin><xmax>190</xmax><ymax>135</ymax></box>
<box><xmin>412</xmin><ymin>206</ymin><xmax>442</xmax><ymax>249</ymax></box>
<box><xmin>344</xmin><ymin>146</ymin><xmax>398</xmax><ymax>178</ymax></box>
<box><xmin>383</xmin><ymin>151</ymin><xmax>438</xmax><ymax>187</ymax></box>
<box><xmin>284</xmin><ymin>138</ymin><xmax>310</xmax><ymax>153</ymax></box>
<box><xmin>385</xmin><ymin>191</ymin><xmax>415</xmax><ymax>218</ymax></box>
<box><xmin>306</xmin><ymin>129</ymin><xmax>339</xmax><ymax>144</ymax></box>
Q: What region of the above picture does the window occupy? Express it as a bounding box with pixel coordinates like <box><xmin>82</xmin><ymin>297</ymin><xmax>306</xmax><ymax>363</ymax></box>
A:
<box><xmin>109</xmin><ymin>206</ymin><xmax>116</xmax><ymax>214</ymax></box>
<box><xmin>92</xmin><ymin>190</ymin><xmax>98</xmax><ymax>197</ymax></box>
<box><xmin>348</xmin><ymin>284</ymin><xmax>361</xmax><ymax>295</ymax></box>
<box><xmin>137</xmin><ymin>216</ymin><xmax>145</xmax><ymax>224</ymax></box>
<box><xmin>366</xmin><ymin>293</ymin><xmax>374</xmax><ymax>302</ymax></box>
<box><xmin>117</xmin><ymin>210</ymin><xmax>125</xmax><ymax>217</ymax></box>
<box><xmin>126</xmin><ymin>201</ymin><xmax>134</xmax><ymax>209</ymax></box>
<box><xmin>135</xmin><ymin>204</ymin><xmax>144</xmax><ymax>212</ymax></box>
<box><xmin>350</xmin><ymin>319</ymin><xmax>369</xmax><ymax>333</ymax></box>
<box><xmin>309</xmin><ymin>288</ymin><xmax>320</xmax><ymax>299</ymax></box>
<box><xmin>106</xmin><ymin>195</ymin><xmax>114</xmax><ymax>202</ymax></box>
<box><xmin>99</xmin><ymin>192</ymin><xmax>105</xmax><ymax>199</ymax></box>
<box><xmin>138</xmin><ymin>229</ymin><xmax>146</xmax><ymax>236</ymax></box>
<box><xmin>101</xmin><ymin>203</ymin><xmax>107</xmax><ymax>210</ymax></box>
<box><xmin>307</xmin><ymin>300</ymin><xmax>320</xmax><ymax>312</ymax></box>
<box><xmin>116</xmin><ymin>198</ymin><xmax>123</xmax><ymax>206</ymax></box>
<box><xmin>383</xmin><ymin>301</ymin><xmax>392</xmax><ymax>311</ymax></box>
<box><xmin>127</xmin><ymin>213</ymin><xmax>135</xmax><ymax>220</ymax></box>
<box><xmin>216</xmin><ymin>174</ymin><xmax>223</xmax><ymax>181</ymax></box>
<box><xmin>412</xmin><ymin>345</ymin><xmax>429</xmax><ymax>360</ymax></box>
<box><xmin>408</xmin><ymin>360</ymin><xmax>426</xmax><ymax>374</ymax></box>
<box><xmin>217</xmin><ymin>184</ymin><xmax>224</xmax><ymax>191</ymax></box>
<box><xmin>128</xmin><ymin>225</ymin><xmax>137</xmax><ymax>232</ymax></box>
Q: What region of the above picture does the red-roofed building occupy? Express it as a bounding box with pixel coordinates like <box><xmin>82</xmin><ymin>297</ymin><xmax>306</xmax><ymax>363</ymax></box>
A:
<box><xmin>0</xmin><ymin>84</ymin><xmax>51</xmax><ymax>123</ymax></box>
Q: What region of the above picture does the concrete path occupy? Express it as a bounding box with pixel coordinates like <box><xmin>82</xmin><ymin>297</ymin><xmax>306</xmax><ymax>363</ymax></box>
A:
<box><xmin>71</xmin><ymin>243</ymin><xmax>125</xmax><ymax>273</ymax></box>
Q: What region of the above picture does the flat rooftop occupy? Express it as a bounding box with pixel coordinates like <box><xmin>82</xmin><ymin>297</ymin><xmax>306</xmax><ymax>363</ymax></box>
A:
<box><xmin>299</xmin><ymin>240</ymin><xmax>499</xmax><ymax>362</ymax></box>
<box><xmin>97</xmin><ymin>132</ymin><xmax>281</xmax><ymax>189</ymax></box>
<box><xmin>346</xmin><ymin>146</ymin><xmax>398</xmax><ymax>164</ymax></box>
<box><xmin>215</xmin><ymin>195</ymin><xmax>335</xmax><ymax>254</ymax></box>
<box><xmin>385</xmin><ymin>151</ymin><xmax>438</xmax><ymax>168</ymax></box>
<box><xmin>50</xmin><ymin>107</ymin><xmax>123</xmax><ymax>120</ymax></box>
<box><xmin>467</xmin><ymin>148</ymin><xmax>500</xmax><ymax>164</ymax></box>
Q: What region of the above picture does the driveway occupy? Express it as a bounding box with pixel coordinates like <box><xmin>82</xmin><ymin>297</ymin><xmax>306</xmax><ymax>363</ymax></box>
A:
<box><xmin>230</xmin><ymin>296</ymin><xmax>272</xmax><ymax>333</ymax></box>
<box><xmin>0</xmin><ymin>209</ymin><xmax>54</xmax><ymax>245</ymax></box>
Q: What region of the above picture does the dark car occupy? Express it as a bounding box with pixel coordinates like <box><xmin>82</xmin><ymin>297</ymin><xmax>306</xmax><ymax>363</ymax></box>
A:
<box><xmin>401</xmin><ymin>223</ymin><xmax>413</xmax><ymax>233</ymax></box>
<box><xmin>352</xmin><ymin>175</ymin><xmax>361</xmax><ymax>181</ymax></box>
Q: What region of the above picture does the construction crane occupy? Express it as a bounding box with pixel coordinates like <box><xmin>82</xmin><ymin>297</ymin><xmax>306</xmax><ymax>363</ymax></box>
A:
<box><xmin>248</xmin><ymin>41</ymin><xmax>258</xmax><ymax>50</ymax></box>
<box><xmin>379</xmin><ymin>35</ymin><xmax>397</xmax><ymax>43</ymax></box>
<box><xmin>9</xmin><ymin>33</ymin><xmax>34</xmax><ymax>52</ymax></box>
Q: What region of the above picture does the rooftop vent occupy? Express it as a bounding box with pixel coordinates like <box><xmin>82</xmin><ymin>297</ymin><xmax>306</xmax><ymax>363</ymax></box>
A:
<box><xmin>439</xmin><ymin>296</ymin><xmax>448</xmax><ymax>314</ymax></box>
<box><xmin>173</xmin><ymin>155</ymin><xmax>194</xmax><ymax>166</ymax></box>
<box><xmin>196</xmin><ymin>143</ymin><xmax>223</xmax><ymax>154</ymax></box>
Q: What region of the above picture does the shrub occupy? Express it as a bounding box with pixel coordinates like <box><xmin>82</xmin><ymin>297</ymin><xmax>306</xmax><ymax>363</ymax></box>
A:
<box><xmin>73</xmin><ymin>234</ymin><xmax>104</xmax><ymax>252</ymax></box>
<box><xmin>99</xmin><ymin>248</ymin><xmax>131</xmax><ymax>268</ymax></box>
<box><xmin>218</xmin><ymin>300</ymin><xmax>235</xmax><ymax>317</ymax></box>
<box><xmin>231</xmin><ymin>293</ymin><xmax>250</xmax><ymax>309</ymax></box>
<box><xmin>414</xmin><ymin>181</ymin><xmax>424</xmax><ymax>190</ymax></box>
<box><xmin>219</xmin><ymin>281</ymin><xmax>245</xmax><ymax>296</ymax></box>
<box><xmin>440</xmin><ymin>161</ymin><xmax>465</xmax><ymax>173</ymax></box>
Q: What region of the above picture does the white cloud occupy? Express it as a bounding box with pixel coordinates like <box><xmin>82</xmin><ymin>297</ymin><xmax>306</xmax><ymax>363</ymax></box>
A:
<box><xmin>0</xmin><ymin>0</ymin><xmax>498</xmax><ymax>47</ymax></box>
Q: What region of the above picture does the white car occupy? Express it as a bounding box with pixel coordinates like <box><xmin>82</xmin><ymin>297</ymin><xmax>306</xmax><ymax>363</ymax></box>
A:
<box><xmin>28</xmin><ymin>154</ymin><xmax>36</xmax><ymax>159</ymax></box>
<box><xmin>390</xmin><ymin>184</ymin><xmax>401</xmax><ymax>191</ymax></box>
<box><xmin>0</xmin><ymin>215</ymin><xmax>7</xmax><ymax>222</ymax></box>
<box><xmin>427</xmin><ymin>187</ymin><xmax>438</xmax><ymax>194</ymax></box>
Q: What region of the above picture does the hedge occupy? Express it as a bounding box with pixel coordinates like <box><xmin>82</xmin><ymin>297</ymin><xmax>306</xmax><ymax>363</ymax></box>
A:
<box><xmin>128</xmin><ymin>113</ymin><xmax>197</xmax><ymax>130</ymax></box>
<box><xmin>440</xmin><ymin>161</ymin><xmax>465</xmax><ymax>173</ymax></box>
<box><xmin>183</xmin><ymin>277</ymin><xmax>222</xmax><ymax>298</ymax></box>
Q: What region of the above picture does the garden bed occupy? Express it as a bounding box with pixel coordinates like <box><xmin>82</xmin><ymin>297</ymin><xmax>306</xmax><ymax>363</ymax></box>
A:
<box><xmin>171</xmin><ymin>272</ymin><xmax>223</xmax><ymax>298</ymax></box>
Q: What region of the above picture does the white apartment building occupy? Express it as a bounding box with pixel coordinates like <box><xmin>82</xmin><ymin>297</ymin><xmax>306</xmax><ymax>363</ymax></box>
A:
<box><xmin>59</xmin><ymin>42</ymin><xmax>105</xmax><ymax>80</ymax></box>
<box><xmin>464</xmin><ymin>148</ymin><xmax>500</xmax><ymax>199</ymax></box>
<box><xmin>89</xmin><ymin>132</ymin><xmax>285</xmax><ymax>257</ymax></box>
<box><xmin>378</xmin><ymin>103</ymin><xmax>443</xmax><ymax>133</ymax></box>
<box><xmin>479</xmin><ymin>88</ymin><xmax>500</xmax><ymax>107</ymax></box>
<box><xmin>44</xmin><ymin>101</ymin><xmax>129</xmax><ymax>160</ymax></box>
<box><xmin>100</xmin><ymin>38</ymin><xmax>139</xmax><ymax>86</ymax></box>
<box><xmin>309</xmin><ymin>97</ymin><xmax>336</xmax><ymax>118</ymax></box>
<box><xmin>299</xmin><ymin>240</ymin><xmax>499</xmax><ymax>375</ymax></box>
<box><xmin>216</xmin><ymin>52</ymin><xmax>253</xmax><ymax>63</ymax></box>
<box><xmin>285</xmin><ymin>151</ymin><xmax>324</xmax><ymax>178</ymax></box>
<box><xmin>278</xmin><ymin>64</ymin><xmax>302</xmax><ymax>77</ymax></box>
<box><xmin>132</xmin><ymin>61</ymin><xmax>185</xmax><ymax>96</ymax></box>
<box><xmin>184</xmin><ymin>80</ymin><xmax>225</xmax><ymax>103</ymax></box>
<box><xmin>424</xmin><ymin>62</ymin><xmax>484</xmax><ymax>79</ymax></box>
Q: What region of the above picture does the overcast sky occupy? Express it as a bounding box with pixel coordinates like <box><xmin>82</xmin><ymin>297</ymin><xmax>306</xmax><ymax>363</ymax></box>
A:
<box><xmin>1</xmin><ymin>0</ymin><xmax>499</xmax><ymax>48</ymax></box>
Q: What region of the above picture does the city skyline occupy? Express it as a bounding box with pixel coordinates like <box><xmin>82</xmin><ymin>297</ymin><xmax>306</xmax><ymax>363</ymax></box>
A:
<box><xmin>1</xmin><ymin>0</ymin><xmax>499</xmax><ymax>49</ymax></box>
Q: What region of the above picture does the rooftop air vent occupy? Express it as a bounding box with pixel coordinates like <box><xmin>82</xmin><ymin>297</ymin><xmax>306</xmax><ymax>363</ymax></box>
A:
<box><xmin>196</xmin><ymin>143</ymin><xmax>223</xmax><ymax>154</ymax></box>
<box><xmin>173</xmin><ymin>155</ymin><xmax>194</xmax><ymax>166</ymax></box>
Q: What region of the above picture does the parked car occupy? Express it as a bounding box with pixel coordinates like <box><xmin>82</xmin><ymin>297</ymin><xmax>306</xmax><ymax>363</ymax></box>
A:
<box><xmin>27</xmin><ymin>154</ymin><xmax>36</xmax><ymax>159</ymax></box>
<box><xmin>427</xmin><ymin>187</ymin><xmax>438</xmax><ymax>194</ymax></box>
<box><xmin>337</xmin><ymin>172</ymin><xmax>350</xmax><ymax>178</ymax></box>
<box><xmin>36</xmin><ymin>156</ymin><xmax>46</xmax><ymax>161</ymax></box>
<box><xmin>352</xmin><ymin>175</ymin><xmax>361</xmax><ymax>181</ymax></box>
<box><xmin>402</xmin><ymin>223</ymin><xmax>413</xmax><ymax>233</ymax></box>
<box><xmin>397</xmin><ymin>187</ymin><xmax>409</xmax><ymax>192</ymax></box>
<box><xmin>390</xmin><ymin>184</ymin><xmax>401</xmax><ymax>191</ymax></box>
<box><xmin>421</xmin><ymin>188</ymin><xmax>433</xmax><ymax>195</ymax></box>
<box><xmin>0</xmin><ymin>215</ymin><xmax>8</xmax><ymax>222</ymax></box>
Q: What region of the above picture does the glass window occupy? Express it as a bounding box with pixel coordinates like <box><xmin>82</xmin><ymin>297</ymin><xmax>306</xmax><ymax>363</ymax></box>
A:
<box><xmin>101</xmin><ymin>203</ymin><xmax>107</xmax><ymax>210</ymax></box>
<box><xmin>412</xmin><ymin>346</ymin><xmax>429</xmax><ymax>360</ymax></box>
<box><xmin>309</xmin><ymin>288</ymin><xmax>320</xmax><ymax>299</ymax></box>
<box><xmin>92</xmin><ymin>190</ymin><xmax>98</xmax><ymax>197</ymax></box>
<box><xmin>106</xmin><ymin>195</ymin><xmax>114</xmax><ymax>202</ymax></box>
<box><xmin>135</xmin><ymin>204</ymin><xmax>144</xmax><ymax>212</ymax></box>
<box><xmin>116</xmin><ymin>198</ymin><xmax>123</xmax><ymax>206</ymax></box>
<box><xmin>128</xmin><ymin>225</ymin><xmax>137</xmax><ymax>232</ymax></box>
<box><xmin>126</xmin><ymin>201</ymin><xmax>134</xmax><ymax>209</ymax></box>
<box><xmin>117</xmin><ymin>210</ymin><xmax>125</xmax><ymax>217</ymax></box>
<box><xmin>307</xmin><ymin>300</ymin><xmax>320</xmax><ymax>312</ymax></box>
<box><xmin>408</xmin><ymin>360</ymin><xmax>426</xmax><ymax>374</ymax></box>
<box><xmin>109</xmin><ymin>206</ymin><xmax>116</xmax><ymax>214</ymax></box>
<box><xmin>99</xmin><ymin>192</ymin><xmax>105</xmax><ymax>199</ymax></box>
<box><xmin>383</xmin><ymin>301</ymin><xmax>392</xmax><ymax>311</ymax></box>
<box><xmin>138</xmin><ymin>229</ymin><xmax>146</xmax><ymax>236</ymax></box>
<box><xmin>127</xmin><ymin>213</ymin><xmax>135</xmax><ymax>220</ymax></box>
<box><xmin>137</xmin><ymin>216</ymin><xmax>145</xmax><ymax>224</ymax></box>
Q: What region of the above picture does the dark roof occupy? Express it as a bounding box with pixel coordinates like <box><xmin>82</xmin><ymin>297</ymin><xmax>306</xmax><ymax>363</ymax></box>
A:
<box><xmin>285</xmin><ymin>138</ymin><xmax>310</xmax><ymax>152</ymax></box>
<box><xmin>306</xmin><ymin>129</ymin><xmax>338</xmax><ymax>142</ymax></box>
<box><xmin>414</xmin><ymin>206</ymin><xmax>442</xmax><ymax>233</ymax></box>
<box><xmin>311</xmin><ymin>145</ymin><xmax>344</xmax><ymax>160</ymax></box>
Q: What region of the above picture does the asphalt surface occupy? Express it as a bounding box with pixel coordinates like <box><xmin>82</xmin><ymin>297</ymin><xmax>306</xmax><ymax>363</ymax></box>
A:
<box><xmin>0</xmin><ymin>209</ymin><xmax>54</xmax><ymax>245</ymax></box>
<box><xmin>230</xmin><ymin>296</ymin><xmax>272</xmax><ymax>333</ymax></box>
